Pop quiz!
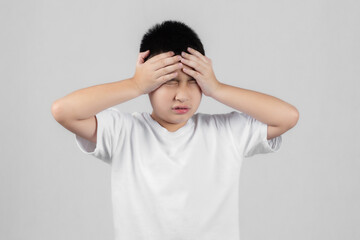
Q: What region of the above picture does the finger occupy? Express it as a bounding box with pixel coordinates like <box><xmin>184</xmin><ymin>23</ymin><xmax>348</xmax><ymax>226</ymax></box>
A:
<box><xmin>181</xmin><ymin>51</ymin><xmax>207</xmax><ymax>69</ymax></box>
<box><xmin>182</xmin><ymin>67</ymin><xmax>200</xmax><ymax>78</ymax></box>
<box><xmin>180</xmin><ymin>56</ymin><xmax>206</xmax><ymax>73</ymax></box>
<box><xmin>146</xmin><ymin>51</ymin><xmax>175</xmax><ymax>64</ymax></box>
<box><xmin>137</xmin><ymin>50</ymin><xmax>150</xmax><ymax>65</ymax></box>
<box><xmin>187</xmin><ymin>47</ymin><xmax>208</xmax><ymax>63</ymax></box>
<box><xmin>157</xmin><ymin>71</ymin><xmax>179</xmax><ymax>84</ymax></box>
<box><xmin>153</xmin><ymin>54</ymin><xmax>181</xmax><ymax>71</ymax></box>
<box><xmin>154</xmin><ymin>61</ymin><xmax>183</xmax><ymax>79</ymax></box>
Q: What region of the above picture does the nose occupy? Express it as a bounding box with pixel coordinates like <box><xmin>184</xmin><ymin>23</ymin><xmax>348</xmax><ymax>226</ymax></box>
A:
<box><xmin>174</xmin><ymin>83</ymin><xmax>190</xmax><ymax>102</ymax></box>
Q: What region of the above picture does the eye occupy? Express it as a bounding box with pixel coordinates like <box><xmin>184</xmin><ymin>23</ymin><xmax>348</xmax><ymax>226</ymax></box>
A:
<box><xmin>166</xmin><ymin>80</ymin><xmax>178</xmax><ymax>85</ymax></box>
<box><xmin>189</xmin><ymin>79</ymin><xmax>197</xmax><ymax>84</ymax></box>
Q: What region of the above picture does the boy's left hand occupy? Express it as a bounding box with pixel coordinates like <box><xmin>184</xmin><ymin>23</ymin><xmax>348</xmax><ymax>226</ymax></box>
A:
<box><xmin>180</xmin><ymin>47</ymin><xmax>221</xmax><ymax>97</ymax></box>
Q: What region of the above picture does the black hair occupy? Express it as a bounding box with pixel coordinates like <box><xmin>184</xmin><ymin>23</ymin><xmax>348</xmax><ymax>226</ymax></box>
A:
<box><xmin>139</xmin><ymin>20</ymin><xmax>205</xmax><ymax>62</ymax></box>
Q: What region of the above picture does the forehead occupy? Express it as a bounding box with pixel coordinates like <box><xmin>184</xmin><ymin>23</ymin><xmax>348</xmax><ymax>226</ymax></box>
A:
<box><xmin>170</xmin><ymin>71</ymin><xmax>195</xmax><ymax>81</ymax></box>
<box><xmin>169</xmin><ymin>67</ymin><xmax>194</xmax><ymax>80</ymax></box>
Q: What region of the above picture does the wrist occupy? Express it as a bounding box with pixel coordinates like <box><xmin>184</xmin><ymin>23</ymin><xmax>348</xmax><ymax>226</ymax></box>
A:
<box><xmin>128</xmin><ymin>77</ymin><xmax>145</xmax><ymax>96</ymax></box>
<box><xmin>209</xmin><ymin>81</ymin><xmax>224</xmax><ymax>99</ymax></box>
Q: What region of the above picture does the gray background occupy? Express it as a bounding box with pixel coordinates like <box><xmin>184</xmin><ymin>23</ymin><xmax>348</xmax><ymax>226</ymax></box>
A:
<box><xmin>1</xmin><ymin>0</ymin><xmax>359</xmax><ymax>239</ymax></box>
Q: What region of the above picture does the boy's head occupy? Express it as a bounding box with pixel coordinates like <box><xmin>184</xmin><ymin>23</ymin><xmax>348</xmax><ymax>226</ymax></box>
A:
<box><xmin>139</xmin><ymin>20</ymin><xmax>204</xmax><ymax>132</ymax></box>
<box><xmin>140</xmin><ymin>20</ymin><xmax>205</xmax><ymax>62</ymax></box>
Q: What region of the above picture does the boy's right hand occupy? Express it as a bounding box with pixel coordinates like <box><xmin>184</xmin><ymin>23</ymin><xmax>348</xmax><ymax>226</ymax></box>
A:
<box><xmin>132</xmin><ymin>50</ymin><xmax>183</xmax><ymax>95</ymax></box>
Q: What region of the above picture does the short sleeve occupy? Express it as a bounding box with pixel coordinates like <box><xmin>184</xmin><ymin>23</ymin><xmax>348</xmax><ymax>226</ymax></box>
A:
<box><xmin>74</xmin><ymin>107</ymin><xmax>124</xmax><ymax>165</ymax></box>
<box><xmin>227</xmin><ymin>111</ymin><xmax>282</xmax><ymax>158</ymax></box>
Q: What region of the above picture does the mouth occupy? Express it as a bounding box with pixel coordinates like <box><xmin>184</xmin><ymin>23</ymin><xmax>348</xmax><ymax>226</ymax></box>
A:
<box><xmin>172</xmin><ymin>107</ymin><xmax>189</xmax><ymax>110</ymax></box>
<box><xmin>172</xmin><ymin>106</ymin><xmax>190</xmax><ymax>114</ymax></box>
<box><xmin>172</xmin><ymin>104</ymin><xmax>190</xmax><ymax>109</ymax></box>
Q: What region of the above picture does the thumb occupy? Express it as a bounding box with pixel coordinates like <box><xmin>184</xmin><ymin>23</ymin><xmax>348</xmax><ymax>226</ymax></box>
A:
<box><xmin>137</xmin><ymin>50</ymin><xmax>150</xmax><ymax>65</ymax></box>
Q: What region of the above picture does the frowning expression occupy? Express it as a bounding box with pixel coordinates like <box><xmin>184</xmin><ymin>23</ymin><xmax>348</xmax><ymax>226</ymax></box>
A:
<box><xmin>148</xmin><ymin>67</ymin><xmax>202</xmax><ymax>132</ymax></box>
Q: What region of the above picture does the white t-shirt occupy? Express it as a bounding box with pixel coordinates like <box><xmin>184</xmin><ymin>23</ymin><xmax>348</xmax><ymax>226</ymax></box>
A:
<box><xmin>75</xmin><ymin>107</ymin><xmax>282</xmax><ymax>240</ymax></box>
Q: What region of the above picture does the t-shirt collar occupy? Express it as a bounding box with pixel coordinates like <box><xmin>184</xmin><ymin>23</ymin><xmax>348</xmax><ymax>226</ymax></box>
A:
<box><xmin>144</xmin><ymin>112</ymin><xmax>195</xmax><ymax>138</ymax></box>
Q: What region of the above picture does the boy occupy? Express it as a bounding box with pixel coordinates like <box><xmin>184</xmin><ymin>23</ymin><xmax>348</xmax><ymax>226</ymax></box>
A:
<box><xmin>52</xmin><ymin>20</ymin><xmax>299</xmax><ymax>240</ymax></box>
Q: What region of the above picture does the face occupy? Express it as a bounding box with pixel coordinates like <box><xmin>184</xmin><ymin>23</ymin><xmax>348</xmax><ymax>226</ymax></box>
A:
<box><xmin>148</xmin><ymin>67</ymin><xmax>202</xmax><ymax>132</ymax></box>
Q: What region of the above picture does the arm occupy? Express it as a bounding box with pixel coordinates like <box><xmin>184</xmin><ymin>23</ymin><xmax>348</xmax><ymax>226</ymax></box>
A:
<box><xmin>209</xmin><ymin>84</ymin><xmax>299</xmax><ymax>140</ymax></box>
<box><xmin>51</xmin><ymin>50</ymin><xmax>182</xmax><ymax>121</ymax></box>
<box><xmin>51</xmin><ymin>78</ymin><xmax>143</xmax><ymax>143</ymax></box>
<box><xmin>51</xmin><ymin>78</ymin><xmax>141</xmax><ymax>122</ymax></box>
<box><xmin>180</xmin><ymin>47</ymin><xmax>299</xmax><ymax>140</ymax></box>
<box><xmin>51</xmin><ymin>50</ymin><xmax>182</xmax><ymax>142</ymax></box>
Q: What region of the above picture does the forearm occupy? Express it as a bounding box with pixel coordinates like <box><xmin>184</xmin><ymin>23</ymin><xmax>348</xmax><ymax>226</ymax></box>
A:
<box><xmin>51</xmin><ymin>78</ymin><xmax>142</xmax><ymax>121</ymax></box>
<box><xmin>211</xmin><ymin>83</ymin><xmax>298</xmax><ymax>127</ymax></box>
